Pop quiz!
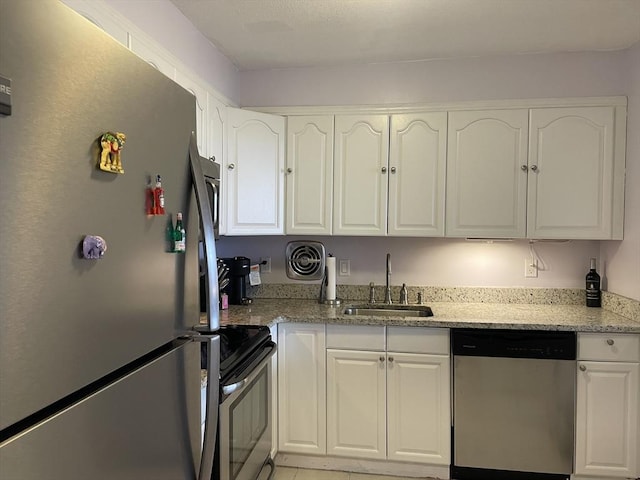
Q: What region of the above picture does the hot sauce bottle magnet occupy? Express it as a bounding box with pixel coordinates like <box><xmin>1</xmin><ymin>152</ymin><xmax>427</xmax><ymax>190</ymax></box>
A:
<box><xmin>146</xmin><ymin>174</ymin><xmax>166</xmax><ymax>216</ymax></box>
<box><xmin>153</xmin><ymin>174</ymin><xmax>165</xmax><ymax>215</ymax></box>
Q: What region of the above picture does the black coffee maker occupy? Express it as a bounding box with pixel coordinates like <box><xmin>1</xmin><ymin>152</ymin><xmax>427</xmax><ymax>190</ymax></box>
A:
<box><xmin>223</xmin><ymin>256</ymin><xmax>252</xmax><ymax>305</ymax></box>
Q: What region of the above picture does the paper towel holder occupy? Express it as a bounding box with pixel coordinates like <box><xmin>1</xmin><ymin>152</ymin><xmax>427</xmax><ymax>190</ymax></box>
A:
<box><xmin>319</xmin><ymin>262</ymin><xmax>342</xmax><ymax>306</ymax></box>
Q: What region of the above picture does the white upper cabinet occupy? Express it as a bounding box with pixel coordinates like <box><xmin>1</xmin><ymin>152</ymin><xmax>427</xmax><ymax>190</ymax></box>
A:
<box><xmin>389</xmin><ymin>113</ymin><xmax>447</xmax><ymax>237</ymax></box>
<box><xmin>286</xmin><ymin>116</ymin><xmax>334</xmax><ymax>235</ymax></box>
<box><xmin>334</xmin><ymin>115</ymin><xmax>390</xmax><ymax>236</ymax></box>
<box><xmin>174</xmin><ymin>72</ymin><xmax>208</xmax><ymax>157</ymax></box>
<box><xmin>528</xmin><ymin>106</ymin><xmax>623</xmax><ymax>239</ymax></box>
<box><xmin>446</xmin><ymin>109</ymin><xmax>529</xmax><ymax>238</ymax></box>
<box><xmin>225</xmin><ymin>107</ymin><xmax>285</xmax><ymax>235</ymax></box>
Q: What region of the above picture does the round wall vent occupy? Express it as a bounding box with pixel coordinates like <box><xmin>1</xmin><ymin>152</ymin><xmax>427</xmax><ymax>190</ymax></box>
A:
<box><xmin>285</xmin><ymin>241</ymin><xmax>326</xmax><ymax>280</ymax></box>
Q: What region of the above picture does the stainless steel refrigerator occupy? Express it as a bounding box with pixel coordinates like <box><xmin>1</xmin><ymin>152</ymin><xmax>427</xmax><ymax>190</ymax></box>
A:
<box><xmin>0</xmin><ymin>1</ymin><xmax>220</xmax><ymax>478</ymax></box>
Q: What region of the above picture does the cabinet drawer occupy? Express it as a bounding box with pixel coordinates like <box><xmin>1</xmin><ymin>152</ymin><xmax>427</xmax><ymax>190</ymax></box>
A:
<box><xmin>578</xmin><ymin>333</ymin><xmax>640</xmax><ymax>362</ymax></box>
<box><xmin>387</xmin><ymin>327</ymin><xmax>449</xmax><ymax>355</ymax></box>
<box><xmin>326</xmin><ymin>324</ymin><xmax>385</xmax><ymax>351</ymax></box>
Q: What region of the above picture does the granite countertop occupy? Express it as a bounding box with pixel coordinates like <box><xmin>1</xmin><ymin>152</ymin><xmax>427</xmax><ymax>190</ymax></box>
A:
<box><xmin>203</xmin><ymin>298</ymin><xmax>640</xmax><ymax>333</ymax></box>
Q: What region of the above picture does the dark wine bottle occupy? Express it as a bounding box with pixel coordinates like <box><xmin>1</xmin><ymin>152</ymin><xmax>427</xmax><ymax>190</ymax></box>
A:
<box><xmin>585</xmin><ymin>258</ymin><xmax>601</xmax><ymax>308</ymax></box>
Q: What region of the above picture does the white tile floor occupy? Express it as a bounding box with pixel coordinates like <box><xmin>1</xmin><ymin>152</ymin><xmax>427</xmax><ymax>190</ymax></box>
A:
<box><xmin>273</xmin><ymin>467</ymin><xmax>433</xmax><ymax>480</ymax></box>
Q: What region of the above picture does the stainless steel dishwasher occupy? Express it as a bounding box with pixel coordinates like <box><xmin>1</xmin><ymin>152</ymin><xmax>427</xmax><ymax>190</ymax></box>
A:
<box><xmin>451</xmin><ymin>329</ymin><xmax>576</xmax><ymax>480</ymax></box>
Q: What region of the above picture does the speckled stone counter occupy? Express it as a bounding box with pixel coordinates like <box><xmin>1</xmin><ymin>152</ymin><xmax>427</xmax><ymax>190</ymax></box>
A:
<box><xmin>204</xmin><ymin>298</ymin><xmax>640</xmax><ymax>333</ymax></box>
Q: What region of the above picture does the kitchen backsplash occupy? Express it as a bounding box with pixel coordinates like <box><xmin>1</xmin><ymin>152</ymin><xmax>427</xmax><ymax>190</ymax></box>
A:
<box><xmin>246</xmin><ymin>284</ymin><xmax>640</xmax><ymax>321</ymax></box>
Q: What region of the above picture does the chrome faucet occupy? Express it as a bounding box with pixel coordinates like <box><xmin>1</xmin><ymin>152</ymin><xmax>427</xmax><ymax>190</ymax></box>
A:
<box><xmin>384</xmin><ymin>253</ymin><xmax>392</xmax><ymax>304</ymax></box>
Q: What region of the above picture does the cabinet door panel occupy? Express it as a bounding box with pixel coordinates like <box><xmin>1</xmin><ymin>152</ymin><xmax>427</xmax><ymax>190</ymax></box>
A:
<box><xmin>528</xmin><ymin>107</ymin><xmax>615</xmax><ymax>239</ymax></box>
<box><xmin>387</xmin><ymin>353</ymin><xmax>450</xmax><ymax>465</ymax></box>
<box><xmin>286</xmin><ymin>116</ymin><xmax>334</xmax><ymax>235</ymax></box>
<box><xmin>327</xmin><ymin>349</ymin><xmax>386</xmax><ymax>459</ymax></box>
<box><xmin>389</xmin><ymin>113</ymin><xmax>446</xmax><ymax>237</ymax></box>
<box><xmin>226</xmin><ymin>107</ymin><xmax>285</xmax><ymax>235</ymax></box>
<box><xmin>575</xmin><ymin>361</ymin><xmax>638</xmax><ymax>478</ymax></box>
<box><xmin>446</xmin><ymin>110</ymin><xmax>528</xmax><ymax>238</ymax></box>
<box><xmin>277</xmin><ymin>324</ymin><xmax>326</xmax><ymax>455</ymax></box>
<box><xmin>175</xmin><ymin>72</ymin><xmax>208</xmax><ymax>157</ymax></box>
<box><xmin>334</xmin><ymin>115</ymin><xmax>389</xmax><ymax>236</ymax></box>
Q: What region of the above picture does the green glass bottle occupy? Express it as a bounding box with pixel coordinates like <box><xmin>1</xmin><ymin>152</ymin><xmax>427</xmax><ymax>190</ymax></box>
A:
<box><xmin>174</xmin><ymin>212</ymin><xmax>186</xmax><ymax>253</ymax></box>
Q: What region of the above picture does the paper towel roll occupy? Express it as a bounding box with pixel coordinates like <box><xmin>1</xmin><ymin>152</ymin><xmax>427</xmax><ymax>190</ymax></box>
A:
<box><xmin>326</xmin><ymin>256</ymin><xmax>337</xmax><ymax>301</ymax></box>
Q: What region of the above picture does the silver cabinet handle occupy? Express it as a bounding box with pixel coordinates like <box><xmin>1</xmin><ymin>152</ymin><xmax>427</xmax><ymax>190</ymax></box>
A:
<box><xmin>390</xmin><ymin>167</ymin><xmax>397</xmax><ymax>173</ymax></box>
<box><xmin>379</xmin><ymin>356</ymin><xmax>385</xmax><ymax>363</ymax></box>
<box><xmin>521</xmin><ymin>165</ymin><xmax>528</xmax><ymax>171</ymax></box>
<box><xmin>607</xmin><ymin>339</ymin><xmax>615</xmax><ymax>346</ymax></box>
<box><xmin>208</xmin><ymin>156</ymin><xmax>215</xmax><ymax>162</ymax></box>
<box><xmin>381</xmin><ymin>167</ymin><xmax>387</xmax><ymax>173</ymax></box>
<box><xmin>228</xmin><ymin>163</ymin><xmax>235</xmax><ymax>170</ymax></box>
<box><xmin>530</xmin><ymin>165</ymin><xmax>538</xmax><ymax>172</ymax></box>
<box><xmin>579</xmin><ymin>364</ymin><xmax>587</xmax><ymax>372</ymax></box>
<box><xmin>388</xmin><ymin>357</ymin><xmax>394</xmax><ymax>363</ymax></box>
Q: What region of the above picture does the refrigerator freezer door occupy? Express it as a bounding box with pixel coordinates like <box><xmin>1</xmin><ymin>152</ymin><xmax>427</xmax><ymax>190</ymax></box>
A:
<box><xmin>0</xmin><ymin>341</ymin><xmax>201</xmax><ymax>480</ymax></box>
<box><xmin>0</xmin><ymin>0</ymin><xmax>198</xmax><ymax>430</ymax></box>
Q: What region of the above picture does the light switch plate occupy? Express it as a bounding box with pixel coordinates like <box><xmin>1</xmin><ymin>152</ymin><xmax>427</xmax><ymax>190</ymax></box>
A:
<box><xmin>339</xmin><ymin>259</ymin><xmax>350</xmax><ymax>276</ymax></box>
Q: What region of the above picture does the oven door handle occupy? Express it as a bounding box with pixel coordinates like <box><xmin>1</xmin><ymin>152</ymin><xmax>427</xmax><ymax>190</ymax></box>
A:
<box><xmin>221</xmin><ymin>342</ymin><xmax>276</xmax><ymax>396</ymax></box>
<box><xmin>222</xmin><ymin>377</ymin><xmax>248</xmax><ymax>396</ymax></box>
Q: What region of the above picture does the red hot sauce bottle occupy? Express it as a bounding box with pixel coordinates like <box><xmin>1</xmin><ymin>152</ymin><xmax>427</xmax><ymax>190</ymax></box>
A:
<box><xmin>153</xmin><ymin>174</ymin><xmax>165</xmax><ymax>215</ymax></box>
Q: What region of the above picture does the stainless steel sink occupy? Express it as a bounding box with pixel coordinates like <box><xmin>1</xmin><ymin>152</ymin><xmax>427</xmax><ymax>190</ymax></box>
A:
<box><xmin>343</xmin><ymin>304</ymin><xmax>434</xmax><ymax>317</ymax></box>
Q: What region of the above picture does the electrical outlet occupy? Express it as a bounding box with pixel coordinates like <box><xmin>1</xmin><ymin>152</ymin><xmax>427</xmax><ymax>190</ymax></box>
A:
<box><xmin>261</xmin><ymin>257</ymin><xmax>271</xmax><ymax>273</ymax></box>
<box><xmin>339</xmin><ymin>259</ymin><xmax>350</xmax><ymax>276</ymax></box>
<box><xmin>525</xmin><ymin>258</ymin><xmax>538</xmax><ymax>278</ymax></box>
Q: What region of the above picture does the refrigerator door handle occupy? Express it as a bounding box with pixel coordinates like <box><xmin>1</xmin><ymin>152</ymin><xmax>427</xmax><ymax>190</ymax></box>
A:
<box><xmin>193</xmin><ymin>333</ymin><xmax>220</xmax><ymax>480</ymax></box>
<box><xmin>189</xmin><ymin>132</ymin><xmax>220</xmax><ymax>331</ymax></box>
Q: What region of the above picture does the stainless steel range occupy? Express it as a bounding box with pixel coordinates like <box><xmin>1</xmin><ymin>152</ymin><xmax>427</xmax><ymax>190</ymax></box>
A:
<box><xmin>206</xmin><ymin>325</ymin><xmax>276</xmax><ymax>480</ymax></box>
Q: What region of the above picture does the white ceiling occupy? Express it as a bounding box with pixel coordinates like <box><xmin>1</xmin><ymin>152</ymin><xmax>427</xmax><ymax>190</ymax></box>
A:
<box><xmin>169</xmin><ymin>0</ymin><xmax>640</xmax><ymax>71</ymax></box>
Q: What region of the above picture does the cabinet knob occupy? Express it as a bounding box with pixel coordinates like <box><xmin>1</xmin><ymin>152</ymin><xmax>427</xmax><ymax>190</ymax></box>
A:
<box><xmin>379</xmin><ymin>356</ymin><xmax>385</xmax><ymax>363</ymax></box>
<box><xmin>606</xmin><ymin>338</ymin><xmax>615</xmax><ymax>346</ymax></box>
<box><xmin>579</xmin><ymin>364</ymin><xmax>587</xmax><ymax>372</ymax></box>
<box><xmin>530</xmin><ymin>165</ymin><xmax>538</xmax><ymax>172</ymax></box>
<box><xmin>390</xmin><ymin>167</ymin><xmax>397</xmax><ymax>174</ymax></box>
<box><xmin>381</xmin><ymin>167</ymin><xmax>387</xmax><ymax>174</ymax></box>
<box><xmin>388</xmin><ymin>357</ymin><xmax>394</xmax><ymax>363</ymax></box>
<box><xmin>209</xmin><ymin>156</ymin><xmax>216</xmax><ymax>162</ymax></box>
<box><xmin>286</xmin><ymin>167</ymin><xmax>293</xmax><ymax>173</ymax></box>
<box><xmin>228</xmin><ymin>163</ymin><xmax>235</xmax><ymax>170</ymax></box>
<box><xmin>521</xmin><ymin>165</ymin><xmax>528</xmax><ymax>171</ymax></box>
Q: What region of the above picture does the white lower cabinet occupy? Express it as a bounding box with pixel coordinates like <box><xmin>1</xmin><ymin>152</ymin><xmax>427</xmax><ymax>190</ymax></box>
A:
<box><xmin>326</xmin><ymin>326</ymin><xmax>451</xmax><ymax>465</ymax></box>
<box><xmin>575</xmin><ymin>333</ymin><xmax>639</xmax><ymax>479</ymax></box>
<box><xmin>387</xmin><ymin>352</ymin><xmax>450</xmax><ymax>465</ymax></box>
<box><xmin>277</xmin><ymin>323</ymin><xmax>326</xmax><ymax>455</ymax></box>
<box><xmin>327</xmin><ymin>349</ymin><xmax>387</xmax><ymax>459</ymax></box>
